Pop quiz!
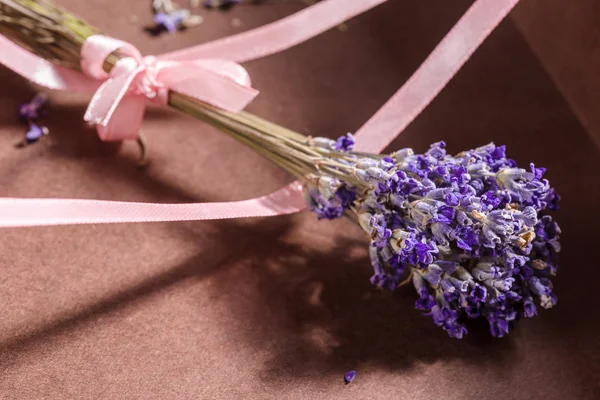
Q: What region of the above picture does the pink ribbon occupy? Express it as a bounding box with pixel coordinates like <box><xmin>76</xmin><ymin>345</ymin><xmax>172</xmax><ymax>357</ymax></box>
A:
<box><xmin>0</xmin><ymin>0</ymin><xmax>520</xmax><ymax>227</ymax></box>
<box><xmin>79</xmin><ymin>35</ymin><xmax>257</xmax><ymax>141</ymax></box>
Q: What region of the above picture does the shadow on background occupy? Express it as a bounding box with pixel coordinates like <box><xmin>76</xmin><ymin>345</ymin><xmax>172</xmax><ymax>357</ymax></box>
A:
<box><xmin>0</xmin><ymin>212</ymin><xmax>518</xmax><ymax>376</ymax></box>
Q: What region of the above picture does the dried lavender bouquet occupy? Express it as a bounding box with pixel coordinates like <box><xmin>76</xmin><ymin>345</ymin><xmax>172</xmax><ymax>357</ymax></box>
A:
<box><xmin>234</xmin><ymin>130</ymin><xmax>560</xmax><ymax>339</ymax></box>
<box><xmin>0</xmin><ymin>0</ymin><xmax>561</xmax><ymax>338</ymax></box>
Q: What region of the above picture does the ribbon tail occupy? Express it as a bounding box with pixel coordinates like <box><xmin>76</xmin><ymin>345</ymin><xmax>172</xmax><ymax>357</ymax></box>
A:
<box><xmin>0</xmin><ymin>183</ymin><xmax>305</xmax><ymax>227</ymax></box>
<box><xmin>95</xmin><ymin>96</ymin><xmax>147</xmax><ymax>141</ymax></box>
<box><xmin>0</xmin><ymin>35</ymin><xmax>100</xmax><ymax>92</ymax></box>
<box><xmin>158</xmin><ymin>0</ymin><xmax>388</xmax><ymax>63</ymax></box>
<box><xmin>84</xmin><ymin>67</ymin><xmax>139</xmax><ymax>125</ymax></box>
<box><xmin>84</xmin><ymin>64</ymin><xmax>146</xmax><ymax>141</ymax></box>
<box><xmin>160</xmin><ymin>62</ymin><xmax>259</xmax><ymax>112</ymax></box>
<box><xmin>354</xmin><ymin>0</ymin><xmax>521</xmax><ymax>153</ymax></box>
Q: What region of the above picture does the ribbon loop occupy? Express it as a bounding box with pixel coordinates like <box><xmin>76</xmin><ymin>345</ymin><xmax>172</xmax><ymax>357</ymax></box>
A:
<box><xmin>80</xmin><ymin>35</ymin><xmax>142</xmax><ymax>80</ymax></box>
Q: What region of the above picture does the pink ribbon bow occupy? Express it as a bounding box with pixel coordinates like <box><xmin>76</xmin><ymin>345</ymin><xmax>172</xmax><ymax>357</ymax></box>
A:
<box><xmin>0</xmin><ymin>0</ymin><xmax>520</xmax><ymax>227</ymax></box>
<box><xmin>80</xmin><ymin>35</ymin><xmax>258</xmax><ymax>141</ymax></box>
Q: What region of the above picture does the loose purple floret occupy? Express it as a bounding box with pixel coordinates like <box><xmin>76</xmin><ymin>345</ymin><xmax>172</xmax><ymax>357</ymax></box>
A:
<box><xmin>153</xmin><ymin>10</ymin><xmax>188</xmax><ymax>33</ymax></box>
<box><xmin>25</xmin><ymin>123</ymin><xmax>48</xmax><ymax>143</ymax></box>
<box><xmin>344</xmin><ymin>370</ymin><xmax>357</xmax><ymax>384</ymax></box>
<box><xmin>19</xmin><ymin>94</ymin><xmax>47</xmax><ymax>121</ymax></box>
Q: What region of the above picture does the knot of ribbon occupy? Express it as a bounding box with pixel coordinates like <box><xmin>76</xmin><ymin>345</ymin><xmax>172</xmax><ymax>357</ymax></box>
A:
<box><xmin>80</xmin><ymin>35</ymin><xmax>258</xmax><ymax>141</ymax></box>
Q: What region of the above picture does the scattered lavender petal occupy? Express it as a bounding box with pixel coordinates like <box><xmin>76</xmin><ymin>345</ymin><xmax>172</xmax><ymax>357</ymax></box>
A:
<box><xmin>25</xmin><ymin>123</ymin><xmax>48</xmax><ymax>143</ymax></box>
<box><xmin>18</xmin><ymin>93</ymin><xmax>47</xmax><ymax>120</ymax></box>
<box><xmin>344</xmin><ymin>370</ymin><xmax>356</xmax><ymax>384</ymax></box>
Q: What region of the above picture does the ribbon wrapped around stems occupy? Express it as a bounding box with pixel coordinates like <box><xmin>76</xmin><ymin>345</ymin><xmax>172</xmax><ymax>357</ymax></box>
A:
<box><xmin>79</xmin><ymin>35</ymin><xmax>257</xmax><ymax>141</ymax></box>
<box><xmin>0</xmin><ymin>0</ymin><xmax>520</xmax><ymax>227</ymax></box>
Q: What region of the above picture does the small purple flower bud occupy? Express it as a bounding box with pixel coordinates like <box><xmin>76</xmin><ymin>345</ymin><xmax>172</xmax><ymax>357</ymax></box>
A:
<box><xmin>390</xmin><ymin>148</ymin><xmax>414</xmax><ymax>163</ymax></box>
<box><xmin>430</xmin><ymin>222</ymin><xmax>452</xmax><ymax>246</ymax></box>
<box><xmin>366</xmin><ymin>167</ymin><xmax>391</xmax><ymax>181</ymax></box>
<box><xmin>311</xmin><ymin>137</ymin><xmax>336</xmax><ymax>149</ymax></box>
<box><xmin>19</xmin><ymin>93</ymin><xmax>47</xmax><ymax>120</ymax></box>
<box><xmin>489</xmin><ymin>317</ymin><xmax>510</xmax><ymax>338</ymax></box>
<box><xmin>435</xmin><ymin>261</ymin><xmax>459</xmax><ymax>274</ymax></box>
<box><xmin>334</xmin><ymin>133</ymin><xmax>355</xmax><ymax>152</ymax></box>
<box><xmin>415</xmin><ymin>288</ymin><xmax>436</xmax><ymax>311</ymax></box>
<box><xmin>490</xmin><ymin>277</ymin><xmax>515</xmax><ymax>291</ymax></box>
<box><xmin>445</xmin><ymin>192</ymin><xmax>460</xmax><ymax>206</ymax></box>
<box><xmin>480</xmin><ymin>190</ymin><xmax>501</xmax><ymax>209</ymax></box>
<box><xmin>435</xmin><ymin>205</ymin><xmax>455</xmax><ymax>224</ymax></box>
<box><xmin>456</xmin><ymin>211</ymin><xmax>472</xmax><ymax>226</ymax></box>
<box><xmin>421</xmin><ymin>264</ymin><xmax>443</xmax><ymax>285</ymax></box>
<box><xmin>470</xmin><ymin>284</ymin><xmax>487</xmax><ymax>302</ymax></box>
<box><xmin>344</xmin><ymin>370</ymin><xmax>357</xmax><ymax>384</ymax></box>
<box><xmin>528</xmin><ymin>276</ymin><xmax>552</xmax><ymax>296</ymax></box>
<box><xmin>449</xmin><ymin>277</ymin><xmax>469</xmax><ymax>292</ymax></box>
<box><xmin>25</xmin><ymin>123</ymin><xmax>49</xmax><ymax>143</ymax></box>
<box><xmin>523</xmin><ymin>298</ymin><xmax>537</xmax><ymax>317</ymax></box>
<box><xmin>529</xmin><ymin>163</ymin><xmax>546</xmax><ymax>180</ymax></box>
<box><xmin>471</xmin><ymin>268</ymin><xmax>496</xmax><ymax>281</ymax></box>
<box><xmin>154</xmin><ymin>9</ymin><xmax>189</xmax><ymax>33</ymax></box>
<box><xmin>426</xmin><ymin>141</ymin><xmax>446</xmax><ymax>160</ymax></box>
<box><xmin>515</xmin><ymin>206</ymin><xmax>538</xmax><ymax>227</ymax></box>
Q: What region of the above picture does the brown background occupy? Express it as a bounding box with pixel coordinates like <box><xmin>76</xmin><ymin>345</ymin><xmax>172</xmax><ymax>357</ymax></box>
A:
<box><xmin>1</xmin><ymin>0</ymin><xmax>599</xmax><ymax>399</ymax></box>
<box><xmin>512</xmin><ymin>0</ymin><xmax>600</xmax><ymax>148</ymax></box>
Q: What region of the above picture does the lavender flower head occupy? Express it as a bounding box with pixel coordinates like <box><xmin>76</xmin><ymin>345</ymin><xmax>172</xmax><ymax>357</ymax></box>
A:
<box><xmin>303</xmin><ymin>136</ymin><xmax>560</xmax><ymax>338</ymax></box>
